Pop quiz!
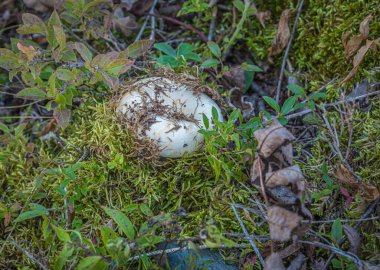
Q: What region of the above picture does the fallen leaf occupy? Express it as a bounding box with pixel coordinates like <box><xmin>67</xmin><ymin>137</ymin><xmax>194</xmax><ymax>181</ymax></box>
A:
<box><xmin>53</xmin><ymin>108</ymin><xmax>71</xmax><ymax>129</ymax></box>
<box><xmin>267</xmin><ymin>186</ymin><xmax>299</xmax><ymax>205</ymax></box>
<box><xmin>342</xmin><ymin>38</ymin><xmax>378</xmax><ymax>83</ymax></box>
<box><xmin>342</xmin><ymin>15</ymin><xmax>373</xmax><ymax>59</ymax></box>
<box><xmin>268</xmin><ymin>206</ymin><xmax>302</xmax><ymax>241</ymax></box>
<box><xmin>265</xmin><ymin>164</ymin><xmax>305</xmax><ymax>193</ymax></box>
<box><xmin>268</xmin><ymin>9</ymin><xmax>291</xmax><ymax>60</ymax></box>
<box><xmin>112</xmin><ymin>8</ymin><xmax>138</xmax><ymax>37</ymax></box>
<box><xmin>256</xmin><ymin>11</ymin><xmax>271</xmax><ymax>28</ymax></box>
<box><xmin>264</xmin><ymin>253</ymin><xmax>286</xmax><ymax>270</ymax></box>
<box><xmin>287</xmin><ymin>253</ymin><xmax>306</xmax><ymax>270</ymax></box>
<box><xmin>4</xmin><ymin>212</ymin><xmax>11</xmax><ymax>227</ymax></box>
<box><xmin>335</xmin><ymin>164</ymin><xmax>380</xmax><ymax>201</ymax></box>
<box><xmin>254</xmin><ymin>119</ymin><xmax>295</xmax><ymax>158</ymax></box>
<box><xmin>277</xmin><ymin>242</ymin><xmax>301</xmax><ymax>258</ymax></box>
<box><xmin>343</xmin><ymin>225</ymin><xmax>361</xmax><ymax>255</ymax></box>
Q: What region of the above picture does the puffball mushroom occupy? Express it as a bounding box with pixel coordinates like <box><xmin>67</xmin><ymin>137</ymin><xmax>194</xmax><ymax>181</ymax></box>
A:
<box><xmin>116</xmin><ymin>77</ymin><xmax>223</xmax><ymax>158</ymax></box>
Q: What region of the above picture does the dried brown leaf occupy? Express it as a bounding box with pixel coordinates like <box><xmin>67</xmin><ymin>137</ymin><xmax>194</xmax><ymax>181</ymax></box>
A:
<box><xmin>268</xmin><ymin>206</ymin><xmax>302</xmax><ymax>241</ymax></box>
<box><xmin>342</xmin><ymin>39</ymin><xmax>377</xmax><ymax>83</ymax></box>
<box><xmin>268</xmin><ymin>9</ymin><xmax>291</xmax><ymax>59</ymax></box>
<box><xmin>266</xmin><ymin>164</ymin><xmax>304</xmax><ymax>193</ymax></box>
<box><xmin>53</xmin><ymin>108</ymin><xmax>71</xmax><ymax>129</ymax></box>
<box><xmin>277</xmin><ymin>242</ymin><xmax>301</xmax><ymax>258</ymax></box>
<box><xmin>256</xmin><ymin>11</ymin><xmax>271</xmax><ymax>28</ymax></box>
<box><xmin>112</xmin><ymin>14</ymin><xmax>138</xmax><ymax>37</ymax></box>
<box><xmin>342</xmin><ymin>15</ymin><xmax>373</xmax><ymax>59</ymax></box>
<box><xmin>335</xmin><ymin>164</ymin><xmax>380</xmax><ymax>201</ymax></box>
<box><xmin>254</xmin><ymin>120</ymin><xmax>295</xmax><ymax>158</ymax></box>
<box><xmin>264</xmin><ymin>253</ymin><xmax>286</xmax><ymax>270</ymax></box>
<box><xmin>4</xmin><ymin>212</ymin><xmax>11</xmax><ymax>227</ymax></box>
<box><xmin>343</xmin><ymin>225</ymin><xmax>361</xmax><ymax>255</ymax></box>
<box><xmin>287</xmin><ymin>253</ymin><xmax>306</xmax><ymax>270</ymax></box>
<box><xmin>359</xmin><ymin>15</ymin><xmax>373</xmax><ymax>39</ymax></box>
<box><xmin>267</xmin><ymin>186</ymin><xmax>299</xmax><ymax>205</ymax></box>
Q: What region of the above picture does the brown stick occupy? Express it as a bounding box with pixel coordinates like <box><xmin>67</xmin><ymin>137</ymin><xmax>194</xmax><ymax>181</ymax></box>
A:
<box><xmin>150</xmin><ymin>13</ymin><xmax>208</xmax><ymax>42</ymax></box>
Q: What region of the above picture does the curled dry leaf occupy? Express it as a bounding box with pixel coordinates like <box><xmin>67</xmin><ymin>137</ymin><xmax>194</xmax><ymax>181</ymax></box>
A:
<box><xmin>268</xmin><ymin>9</ymin><xmax>291</xmax><ymax>60</ymax></box>
<box><xmin>266</xmin><ymin>164</ymin><xmax>305</xmax><ymax>193</ymax></box>
<box><xmin>268</xmin><ymin>206</ymin><xmax>302</xmax><ymax>241</ymax></box>
<box><xmin>334</xmin><ymin>164</ymin><xmax>380</xmax><ymax>201</ymax></box>
<box><xmin>342</xmin><ymin>38</ymin><xmax>378</xmax><ymax>83</ymax></box>
<box><xmin>277</xmin><ymin>242</ymin><xmax>301</xmax><ymax>259</ymax></box>
<box><xmin>267</xmin><ymin>186</ymin><xmax>299</xmax><ymax>205</ymax></box>
<box><xmin>254</xmin><ymin>119</ymin><xmax>295</xmax><ymax>158</ymax></box>
<box><xmin>343</xmin><ymin>225</ymin><xmax>361</xmax><ymax>255</ymax></box>
<box><xmin>256</xmin><ymin>11</ymin><xmax>271</xmax><ymax>28</ymax></box>
<box><xmin>112</xmin><ymin>8</ymin><xmax>138</xmax><ymax>37</ymax></box>
<box><xmin>342</xmin><ymin>15</ymin><xmax>373</xmax><ymax>59</ymax></box>
<box><xmin>264</xmin><ymin>253</ymin><xmax>286</xmax><ymax>270</ymax></box>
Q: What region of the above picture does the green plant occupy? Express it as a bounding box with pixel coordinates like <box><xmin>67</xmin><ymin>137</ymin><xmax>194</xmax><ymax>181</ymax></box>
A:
<box><xmin>0</xmin><ymin>11</ymin><xmax>152</xmax><ymax>126</ymax></box>
<box><xmin>154</xmin><ymin>42</ymin><xmax>202</xmax><ymax>68</ymax></box>
<box><xmin>178</xmin><ymin>0</ymin><xmax>209</xmax><ymax>16</ymax></box>
<box><xmin>200</xmin><ymin>108</ymin><xmax>262</xmax><ymax>183</ymax></box>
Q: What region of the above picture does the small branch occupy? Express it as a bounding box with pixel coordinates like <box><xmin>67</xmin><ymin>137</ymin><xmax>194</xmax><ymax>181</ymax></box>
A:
<box><xmin>9</xmin><ymin>239</ymin><xmax>49</xmax><ymax>270</ymax></box>
<box><xmin>299</xmin><ymin>240</ymin><xmax>365</xmax><ymax>269</ymax></box>
<box><xmin>231</xmin><ymin>204</ymin><xmax>265</xmax><ymax>267</ymax></box>
<box><xmin>284</xmin><ymin>90</ymin><xmax>380</xmax><ymax>121</ymax></box>
<box><xmin>275</xmin><ymin>0</ymin><xmax>305</xmax><ymax>103</ymax></box>
<box><xmin>127</xmin><ymin>243</ymin><xmax>246</xmax><ymax>262</ymax></box>
<box><xmin>151</xmin><ymin>13</ymin><xmax>208</xmax><ymax>42</ymax></box>
<box><xmin>135</xmin><ymin>0</ymin><xmax>159</xmax><ymax>41</ymax></box>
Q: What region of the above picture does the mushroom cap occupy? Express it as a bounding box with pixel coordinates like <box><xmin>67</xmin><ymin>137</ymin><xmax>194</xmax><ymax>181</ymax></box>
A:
<box><xmin>117</xmin><ymin>77</ymin><xmax>223</xmax><ymax>157</ymax></box>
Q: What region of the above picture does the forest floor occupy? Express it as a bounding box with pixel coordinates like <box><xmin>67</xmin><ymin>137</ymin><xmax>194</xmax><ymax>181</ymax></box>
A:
<box><xmin>0</xmin><ymin>0</ymin><xmax>379</xmax><ymax>269</ymax></box>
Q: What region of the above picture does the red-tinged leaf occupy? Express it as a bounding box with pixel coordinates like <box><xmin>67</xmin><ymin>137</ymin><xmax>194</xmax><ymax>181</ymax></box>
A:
<box><xmin>121</xmin><ymin>39</ymin><xmax>154</xmax><ymax>58</ymax></box>
<box><xmin>17</xmin><ymin>43</ymin><xmax>37</xmax><ymax>61</ymax></box>
<box><xmin>101</xmin><ymin>72</ymin><xmax>119</xmax><ymax>89</ymax></box>
<box><xmin>73</xmin><ymin>42</ymin><xmax>93</xmax><ymax>63</ymax></box>
<box><xmin>53</xmin><ymin>108</ymin><xmax>71</xmax><ymax>129</ymax></box>
<box><xmin>339</xmin><ymin>186</ymin><xmax>354</xmax><ymax>208</ymax></box>
<box><xmin>91</xmin><ymin>52</ymin><xmax>119</xmax><ymax>68</ymax></box>
<box><xmin>17</xmin><ymin>13</ymin><xmax>46</xmax><ymax>34</ymax></box>
<box><xmin>106</xmin><ymin>59</ymin><xmax>134</xmax><ymax>75</ymax></box>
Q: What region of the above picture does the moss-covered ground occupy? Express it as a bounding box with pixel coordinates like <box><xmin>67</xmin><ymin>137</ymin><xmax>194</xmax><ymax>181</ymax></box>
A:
<box><xmin>0</xmin><ymin>0</ymin><xmax>379</xmax><ymax>269</ymax></box>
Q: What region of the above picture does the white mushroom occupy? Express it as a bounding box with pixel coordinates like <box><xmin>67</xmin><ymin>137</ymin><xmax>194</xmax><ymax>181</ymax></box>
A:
<box><xmin>116</xmin><ymin>77</ymin><xmax>223</xmax><ymax>158</ymax></box>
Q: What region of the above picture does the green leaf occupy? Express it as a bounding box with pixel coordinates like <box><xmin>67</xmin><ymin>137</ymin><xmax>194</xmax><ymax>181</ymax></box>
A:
<box><xmin>121</xmin><ymin>39</ymin><xmax>154</xmax><ymax>58</ymax></box>
<box><xmin>287</xmin><ymin>84</ymin><xmax>305</xmax><ymax>95</ymax></box>
<box><xmin>154</xmin><ymin>43</ymin><xmax>176</xmax><ymax>58</ymax></box>
<box><xmin>100</xmin><ymin>226</ymin><xmax>118</xmax><ymax>247</ymax></box>
<box><xmin>157</xmin><ymin>55</ymin><xmax>178</xmax><ymax>67</ymax></box>
<box><xmin>0</xmin><ymin>48</ymin><xmax>20</xmax><ymax>70</ymax></box>
<box><xmin>54</xmin><ymin>25</ymin><xmax>66</xmax><ymax>49</ymax></box>
<box><xmin>106</xmin><ymin>59</ymin><xmax>134</xmax><ymax>75</ymax></box>
<box><xmin>263</xmin><ymin>96</ymin><xmax>280</xmax><ymax>112</ymax></box>
<box><xmin>177</xmin><ymin>43</ymin><xmax>194</xmax><ymax>56</ymax></box>
<box><xmin>207</xmin><ymin>41</ymin><xmax>221</xmax><ymax>58</ymax></box>
<box><xmin>232</xmin><ymin>0</ymin><xmax>244</xmax><ymax>12</ymax></box>
<box><xmin>54</xmin><ymin>244</ymin><xmax>74</xmax><ymax>270</ymax></box>
<box><xmin>17</xmin><ymin>13</ymin><xmax>46</xmax><ymax>34</ymax></box>
<box><xmin>241</xmin><ymin>62</ymin><xmax>262</xmax><ymax>72</ymax></box>
<box><xmin>0</xmin><ymin>122</ymin><xmax>10</xmax><ymax>133</ymax></box>
<box><xmin>201</xmin><ymin>59</ymin><xmax>219</xmax><ymax>68</ymax></box>
<box><xmin>280</xmin><ymin>96</ymin><xmax>298</xmax><ymax>115</ymax></box>
<box><xmin>103</xmin><ymin>207</ymin><xmax>135</xmax><ymax>239</ymax></box>
<box><xmin>73</xmin><ymin>42</ymin><xmax>92</xmax><ymax>63</ymax></box>
<box><xmin>14</xmin><ymin>208</ymin><xmax>48</xmax><ymax>222</ymax></box>
<box><xmin>202</xmin><ymin>113</ymin><xmax>210</xmax><ymax>129</ymax></box>
<box><xmin>243</xmin><ymin>70</ymin><xmax>254</xmax><ymax>93</ymax></box>
<box><xmin>56</xmin><ymin>69</ymin><xmax>75</xmax><ymax>81</ymax></box>
<box><xmin>211</xmin><ymin>106</ymin><xmax>219</xmax><ymax>121</ymax></box>
<box><xmin>309</xmin><ymin>92</ymin><xmax>327</xmax><ymax>100</ymax></box>
<box><xmin>16</xmin><ymin>87</ymin><xmax>46</xmax><ymax>100</ymax></box>
<box><xmin>332</xmin><ymin>218</ymin><xmax>343</xmax><ymax>243</ymax></box>
<box><xmin>75</xmin><ymin>256</ymin><xmax>102</xmax><ymax>270</ymax></box>
<box><xmin>53</xmin><ymin>225</ymin><xmax>72</xmax><ymax>242</ymax></box>
<box><xmin>183</xmin><ymin>53</ymin><xmax>201</xmax><ymax>61</ymax></box>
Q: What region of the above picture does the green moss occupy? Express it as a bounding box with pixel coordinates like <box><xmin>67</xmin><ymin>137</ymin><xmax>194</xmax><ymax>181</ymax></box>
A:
<box><xmin>0</xmin><ymin>99</ymin><xmax>265</xmax><ymax>268</ymax></box>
